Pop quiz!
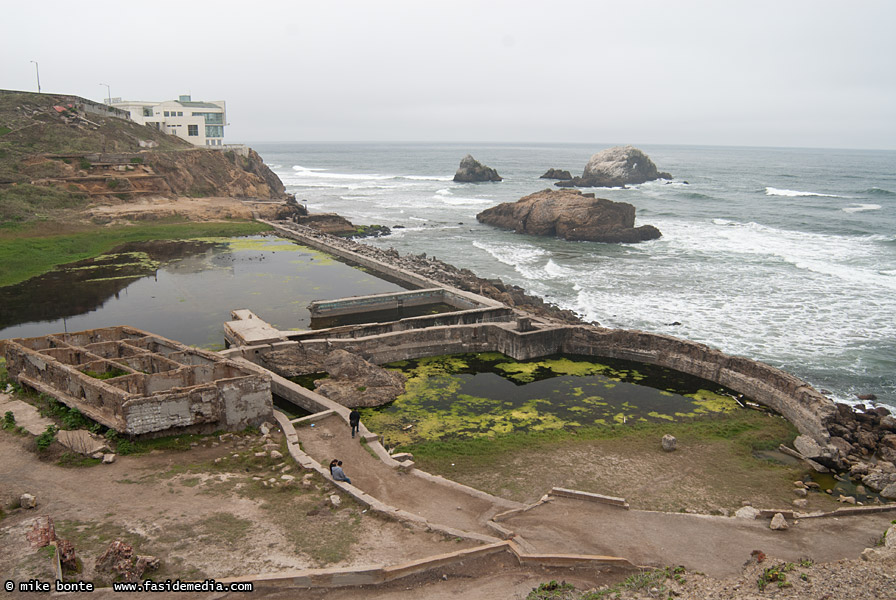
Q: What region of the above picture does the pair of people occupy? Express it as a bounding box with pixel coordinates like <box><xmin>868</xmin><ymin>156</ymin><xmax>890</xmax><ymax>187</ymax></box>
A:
<box><xmin>328</xmin><ymin>459</ymin><xmax>351</xmax><ymax>484</ymax></box>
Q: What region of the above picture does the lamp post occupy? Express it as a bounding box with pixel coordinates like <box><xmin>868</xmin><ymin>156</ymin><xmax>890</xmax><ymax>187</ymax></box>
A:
<box><xmin>30</xmin><ymin>61</ymin><xmax>40</xmax><ymax>93</ymax></box>
<box><xmin>100</xmin><ymin>83</ymin><xmax>111</xmax><ymax>104</ymax></box>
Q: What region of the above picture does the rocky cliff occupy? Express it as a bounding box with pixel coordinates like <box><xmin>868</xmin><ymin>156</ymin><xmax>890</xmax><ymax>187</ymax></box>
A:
<box><xmin>0</xmin><ymin>90</ymin><xmax>292</xmax><ymax>225</ymax></box>
<box><xmin>476</xmin><ymin>188</ymin><xmax>661</xmax><ymax>243</ymax></box>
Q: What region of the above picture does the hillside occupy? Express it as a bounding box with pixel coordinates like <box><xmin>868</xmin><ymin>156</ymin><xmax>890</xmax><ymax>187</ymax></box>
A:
<box><xmin>0</xmin><ymin>90</ymin><xmax>292</xmax><ymax>226</ymax></box>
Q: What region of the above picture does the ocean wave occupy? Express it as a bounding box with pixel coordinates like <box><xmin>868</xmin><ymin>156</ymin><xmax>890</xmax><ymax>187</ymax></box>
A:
<box><xmin>439</xmin><ymin>196</ymin><xmax>494</xmax><ymax>206</ymax></box>
<box><xmin>842</xmin><ymin>204</ymin><xmax>882</xmax><ymax>213</ymax></box>
<box><xmin>472</xmin><ymin>240</ymin><xmax>547</xmax><ymax>271</ymax></box>
<box><xmin>290</xmin><ymin>165</ymin><xmax>392</xmax><ymax>181</ymax></box>
<box><xmin>861</xmin><ymin>187</ymin><xmax>896</xmax><ymax>197</ymax></box>
<box><xmin>435</xmin><ymin>188</ymin><xmax>452</xmax><ymax>196</ymax></box>
<box><xmin>400</xmin><ymin>175</ymin><xmax>454</xmax><ymax>182</ymax></box>
<box><xmin>765</xmin><ymin>187</ymin><xmax>843</xmax><ymax>198</ymax></box>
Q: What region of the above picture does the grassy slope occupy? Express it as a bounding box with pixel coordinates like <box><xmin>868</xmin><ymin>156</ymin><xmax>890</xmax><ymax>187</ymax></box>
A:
<box><xmin>0</xmin><ymin>220</ymin><xmax>272</xmax><ymax>287</ymax></box>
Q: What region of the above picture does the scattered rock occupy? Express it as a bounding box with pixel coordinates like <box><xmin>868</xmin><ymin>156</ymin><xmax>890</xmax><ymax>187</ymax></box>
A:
<box><xmin>453</xmin><ymin>155</ymin><xmax>502</xmax><ymax>182</ymax></box>
<box><xmin>793</xmin><ymin>487</ymin><xmax>807</xmax><ymax>497</ymax></box>
<box><xmin>792</xmin><ymin>499</ymin><xmax>809</xmax><ymax>509</ymax></box>
<box><xmin>270</xmin><ymin>450</ymin><xmax>283</xmax><ymax>460</ymax></box>
<box><xmin>769</xmin><ymin>513</ymin><xmax>789</xmax><ymax>530</ymax></box>
<box><xmin>540</xmin><ymin>168</ymin><xmax>572</xmax><ymax>180</ymax></box>
<box><xmin>314</xmin><ymin>349</ymin><xmax>407</xmax><ymax>408</ymax></box>
<box><xmin>329</xmin><ymin>494</ymin><xmax>342</xmax><ymax>508</ymax></box>
<box><xmin>881</xmin><ymin>482</ymin><xmax>896</xmax><ymax>500</ymax></box>
<box><xmin>20</xmin><ymin>493</ymin><xmax>37</xmax><ymax>509</ymax></box>
<box><xmin>102</xmin><ymin>453</ymin><xmax>116</xmax><ymax>464</ymax></box>
<box><xmin>661</xmin><ymin>434</ymin><xmax>677</xmax><ymax>452</ymax></box>
<box><xmin>259</xmin><ymin>422</ymin><xmax>273</xmax><ymax>436</ymax></box>
<box><xmin>735</xmin><ymin>506</ymin><xmax>760</xmax><ymax>520</ymax></box>
<box><xmin>838</xmin><ymin>495</ymin><xmax>857</xmax><ymax>504</ymax></box>
<box><xmin>280</xmin><ymin>474</ymin><xmax>295</xmax><ymax>481</ymax></box>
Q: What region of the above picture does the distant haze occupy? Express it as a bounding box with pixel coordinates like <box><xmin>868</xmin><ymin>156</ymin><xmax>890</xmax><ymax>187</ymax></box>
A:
<box><xmin>4</xmin><ymin>0</ymin><xmax>895</xmax><ymax>149</ymax></box>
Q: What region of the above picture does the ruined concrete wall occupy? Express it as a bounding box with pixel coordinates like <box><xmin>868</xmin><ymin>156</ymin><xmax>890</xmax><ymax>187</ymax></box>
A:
<box><xmin>561</xmin><ymin>327</ymin><xmax>836</xmax><ymax>444</ymax></box>
<box><xmin>1</xmin><ymin>327</ymin><xmax>273</xmax><ymax>437</ymax></box>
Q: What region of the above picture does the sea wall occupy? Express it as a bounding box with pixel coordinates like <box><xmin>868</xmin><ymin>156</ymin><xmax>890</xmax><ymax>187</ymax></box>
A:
<box><xmin>236</xmin><ymin>321</ymin><xmax>835</xmax><ymax>448</ymax></box>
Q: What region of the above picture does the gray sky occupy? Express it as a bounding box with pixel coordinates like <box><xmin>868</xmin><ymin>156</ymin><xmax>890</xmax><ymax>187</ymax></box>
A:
<box><xmin>4</xmin><ymin>0</ymin><xmax>895</xmax><ymax>149</ymax></box>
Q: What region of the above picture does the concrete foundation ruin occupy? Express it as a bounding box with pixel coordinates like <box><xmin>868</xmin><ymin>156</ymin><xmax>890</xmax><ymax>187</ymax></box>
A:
<box><xmin>1</xmin><ymin>326</ymin><xmax>272</xmax><ymax>436</ymax></box>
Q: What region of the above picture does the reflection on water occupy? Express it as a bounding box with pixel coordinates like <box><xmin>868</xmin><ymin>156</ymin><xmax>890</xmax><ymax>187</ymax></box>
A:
<box><xmin>0</xmin><ymin>236</ymin><xmax>408</xmax><ymax>348</ymax></box>
<box><xmin>362</xmin><ymin>353</ymin><xmax>751</xmax><ymax>446</ymax></box>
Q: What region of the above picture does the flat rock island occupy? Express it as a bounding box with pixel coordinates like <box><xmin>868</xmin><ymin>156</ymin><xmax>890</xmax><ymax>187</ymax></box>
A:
<box><xmin>476</xmin><ymin>188</ymin><xmax>661</xmax><ymax>243</ymax></box>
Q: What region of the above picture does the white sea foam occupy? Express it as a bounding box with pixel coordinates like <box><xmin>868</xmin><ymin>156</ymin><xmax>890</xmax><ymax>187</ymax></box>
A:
<box><xmin>402</xmin><ymin>175</ymin><xmax>454</xmax><ymax>182</ymax></box>
<box><xmin>843</xmin><ymin>203</ymin><xmax>882</xmax><ymax>213</ymax></box>
<box><xmin>439</xmin><ymin>196</ymin><xmax>494</xmax><ymax>206</ymax></box>
<box><xmin>765</xmin><ymin>187</ymin><xmax>843</xmax><ymax>198</ymax></box>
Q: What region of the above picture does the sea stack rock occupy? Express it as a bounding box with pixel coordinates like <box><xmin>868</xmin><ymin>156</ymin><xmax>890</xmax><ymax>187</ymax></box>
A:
<box><xmin>476</xmin><ymin>188</ymin><xmax>661</xmax><ymax>243</ymax></box>
<box><xmin>453</xmin><ymin>155</ymin><xmax>502</xmax><ymax>182</ymax></box>
<box><xmin>556</xmin><ymin>145</ymin><xmax>671</xmax><ymax>188</ymax></box>
<box><xmin>540</xmin><ymin>168</ymin><xmax>572</xmax><ymax>180</ymax></box>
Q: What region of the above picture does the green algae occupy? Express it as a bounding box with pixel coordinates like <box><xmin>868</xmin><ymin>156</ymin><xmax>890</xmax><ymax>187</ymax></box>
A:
<box><xmin>364</xmin><ymin>353</ymin><xmax>757</xmax><ymax>449</ymax></box>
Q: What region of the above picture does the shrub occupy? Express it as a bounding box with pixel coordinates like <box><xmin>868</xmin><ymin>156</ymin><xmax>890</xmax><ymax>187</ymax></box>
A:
<box><xmin>2</xmin><ymin>411</ymin><xmax>15</xmax><ymax>430</ymax></box>
<box><xmin>36</xmin><ymin>425</ymin><xmax>57</xmax><ymax>451</ymax></box>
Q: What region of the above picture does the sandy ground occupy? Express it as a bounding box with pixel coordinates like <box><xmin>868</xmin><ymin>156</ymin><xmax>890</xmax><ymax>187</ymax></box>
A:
<box><xmin>81</xmin><ymin>196</ymin><xmax>292</xmax><ymax>224</ymax></box>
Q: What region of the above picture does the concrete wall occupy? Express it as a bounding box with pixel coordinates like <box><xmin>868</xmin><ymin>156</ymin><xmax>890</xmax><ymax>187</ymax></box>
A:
<box><xmin>1</xmin><ymin>327</ymin><xmax>274</xmax><ymax>437</ymax></box>
<box><xmin>237</xmin><ymin>320</ymin><xmax>836</xmax><ymax>448</ymax></box>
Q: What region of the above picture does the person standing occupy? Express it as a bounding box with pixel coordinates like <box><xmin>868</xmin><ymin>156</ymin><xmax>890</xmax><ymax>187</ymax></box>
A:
<box><xmin>331</xmin><ymin>460</ymin><xmax>351</xmax><ymax>484</ymax></box>
<box><xmin>349</xmin><ymin>409</ymin><xmax>361</xmax><ymax>439</ymax></box>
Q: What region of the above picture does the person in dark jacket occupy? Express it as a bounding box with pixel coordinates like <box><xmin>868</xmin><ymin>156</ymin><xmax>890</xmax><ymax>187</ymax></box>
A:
<box><xmin>349</xmin><ymin>409</ymin><xmax>361</xmax><ymax>438</ymax></box>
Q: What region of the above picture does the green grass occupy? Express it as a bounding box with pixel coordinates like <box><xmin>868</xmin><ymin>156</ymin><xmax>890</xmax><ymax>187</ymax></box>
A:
<box><xmin>403</xmin><ymin>410</ymin><xmax>793</xmax><ymax>466</ymax></box>
<box><xmin>0</xmin><ymin>221</ymin><xmax>272</xmax><ymax>286</ymax></box>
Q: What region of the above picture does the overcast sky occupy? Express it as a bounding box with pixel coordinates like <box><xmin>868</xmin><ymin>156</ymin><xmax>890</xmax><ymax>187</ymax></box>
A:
<box><xmin>4</xmin><ymin>0</ymin><xmax>895</xmax><ymax>149</ymax></box>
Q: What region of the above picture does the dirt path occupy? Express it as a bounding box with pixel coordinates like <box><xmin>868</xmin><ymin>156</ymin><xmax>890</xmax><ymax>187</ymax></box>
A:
<box><xmin>294</xmin><ymin>415</ymin><xmax>520</xmax><ymax>537</ymax></box>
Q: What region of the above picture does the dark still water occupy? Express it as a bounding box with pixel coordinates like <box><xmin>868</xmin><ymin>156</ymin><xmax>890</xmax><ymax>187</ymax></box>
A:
<box><xmin>361</xmin><ymin>353</ymin><xmax>749</xmax><ymax>447</ymax></box>
<box><xmin>0</xmin><ymin>235</ymin><xmax>406</xmax><ymax>348</ymax></box>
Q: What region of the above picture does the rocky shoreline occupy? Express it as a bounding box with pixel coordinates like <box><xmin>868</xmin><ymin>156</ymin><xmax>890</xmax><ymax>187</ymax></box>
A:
<box><xmin>287</xmin><ymin>217</ymin><xmax>896</xmax><ymax>502</ymax></box>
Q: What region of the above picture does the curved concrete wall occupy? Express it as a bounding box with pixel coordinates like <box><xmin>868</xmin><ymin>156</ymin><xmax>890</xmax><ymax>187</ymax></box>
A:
<box><xmin>239</xmin><ymin>321</ymin><xmax>836</xmax><ymax>448</ymax></box>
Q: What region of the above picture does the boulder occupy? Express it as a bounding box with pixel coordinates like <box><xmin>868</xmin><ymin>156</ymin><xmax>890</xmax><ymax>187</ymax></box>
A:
<box><xmin>793</xmin><ymin>435</ymin><xmax>824</xmax><ymax>459</ymax></box>
<box><xmin>540</xmin><ymin>168</ymin><xmax>572</xmax><ymax>180</ymax></box>
<box><xmin>314</xmin><ymin>350</ymin><xmax>407</xmax><ymax>408</ymax></box>
<box><xmin>769</xmin><ymin>513</ymin><xmax>789</xmax><ymax>530</ymax></box>
<box><xmin>735</xmin><ymin>506</ymin><xmax>760</xmax><ymax>520</ymax></box>
<box><xmin>881</xmin><ymin>482</ymin><xmax>896</xmax><ymax>500</ymax></box>
<box><xmin>20</xmin><ymin>493</ymin><xmax>37</xmax><ymax>509</ymax></box>
<box><xmin>862</xmin><ymin>471</ymin><xmax>896</xmax><ymax>492</ymax></box>
<box><xmin>453</xmin><ymin>155</ymin><xmax>502</xmax><ymax>182</ymax></box>
<box><xmin>555</xmin><ymin>146</ymin><xmax>671</xmax><ymax>188</ymax></box>
<box><xmin>661</xmin><ymin>434</ymin><xmax>677</xmax><ymax>452</ymax></box>
<box><xmin>476</xmin><ymin>188</ymin><xmax>661</xmax><ymax>244</ymax></box>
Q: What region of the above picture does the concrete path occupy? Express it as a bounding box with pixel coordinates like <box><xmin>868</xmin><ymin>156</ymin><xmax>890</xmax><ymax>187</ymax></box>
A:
<box><xmin>288</xmin><ymin>408</ymin><xmax>896</xmax><ymax>578</ymax></box>
<box><xmin>0</xmin><ymin>392</ymin><xmax>54</xmax><ymax>435</ymax></box>
<box><xmin>293</xmin><ymin>415</ymin><xmax>519</xmax><ymax>538</ymax></box>
<box><xmin>502</xmin><ymin>497</ymin><xmax>896</xmax><ymax>578</ymax></box>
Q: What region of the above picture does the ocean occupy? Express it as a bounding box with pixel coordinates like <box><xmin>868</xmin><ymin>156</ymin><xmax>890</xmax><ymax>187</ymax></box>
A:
<box><xmin>253</xmin><ymin>142</ymin><xmax>896</xmax><ymax>412</ymax></box>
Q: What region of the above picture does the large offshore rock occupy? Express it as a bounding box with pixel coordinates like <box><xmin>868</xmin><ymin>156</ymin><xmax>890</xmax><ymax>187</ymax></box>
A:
<box><xmin>453</xmin><ymin>155</ymin><xmax>502</xmax><ymax>182</ymax></box>
<box><xmin>476</xmin><ymin>188</ymin><xmax>660</xmax><ymax>243</ymax></box>
<box><xmin>556</xmin><ymin>145</ymin><xmax>671</xmax><ymax>188</ymax></box>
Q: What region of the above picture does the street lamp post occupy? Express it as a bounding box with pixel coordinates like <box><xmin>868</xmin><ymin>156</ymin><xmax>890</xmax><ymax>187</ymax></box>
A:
<box><xmin>100</xmin><ymin>83</ymin><xmax>111</xmax><ymax>104</ymax></box>
<box><xmin>30</xmin><ymin>61</ymin><xmax>40</xmax><ymax>93</ymax></box>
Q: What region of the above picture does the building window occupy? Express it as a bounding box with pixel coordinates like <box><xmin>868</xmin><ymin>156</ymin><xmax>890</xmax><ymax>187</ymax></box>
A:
<box><xmin>188</xmin><ymin>124</ymin><xmax>198</xmax><ymax>136</ymax></box>
<box><xmin>177</xmin><ymin>111</ymin><xmax>183</xmax><ymax>117</ymax></box>
<box><xmin>205</xmin><ymin>125</ymin><xmax>223</xmax><ymax>138</ymax></box>
<box><xmin>192</xmin><ymin>112</ymin><xmax>224</xmax><ymax>125</ymax></box>
<box><xmin>142</xmin><ymin>107</ymin><xmax>153</xmax><ymax>117</ymax></box>
<box><xmin>164</xmin><ymin>111</ymin><xmax>170</xmax><ymax>117</ymax></box>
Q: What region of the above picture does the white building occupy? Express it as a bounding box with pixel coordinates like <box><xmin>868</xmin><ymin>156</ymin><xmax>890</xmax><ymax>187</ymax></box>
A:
<box><xmin>109</xmin><ymin>95</ymin><xmax>227</xmax><ymax>147</ymax></box>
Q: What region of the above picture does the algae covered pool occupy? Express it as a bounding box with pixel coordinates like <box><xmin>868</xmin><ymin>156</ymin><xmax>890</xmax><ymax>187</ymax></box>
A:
<box><xmin>361</xmin><ymin>353</ymin><xmax>754</xmax><ymax>447</ymax></box>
